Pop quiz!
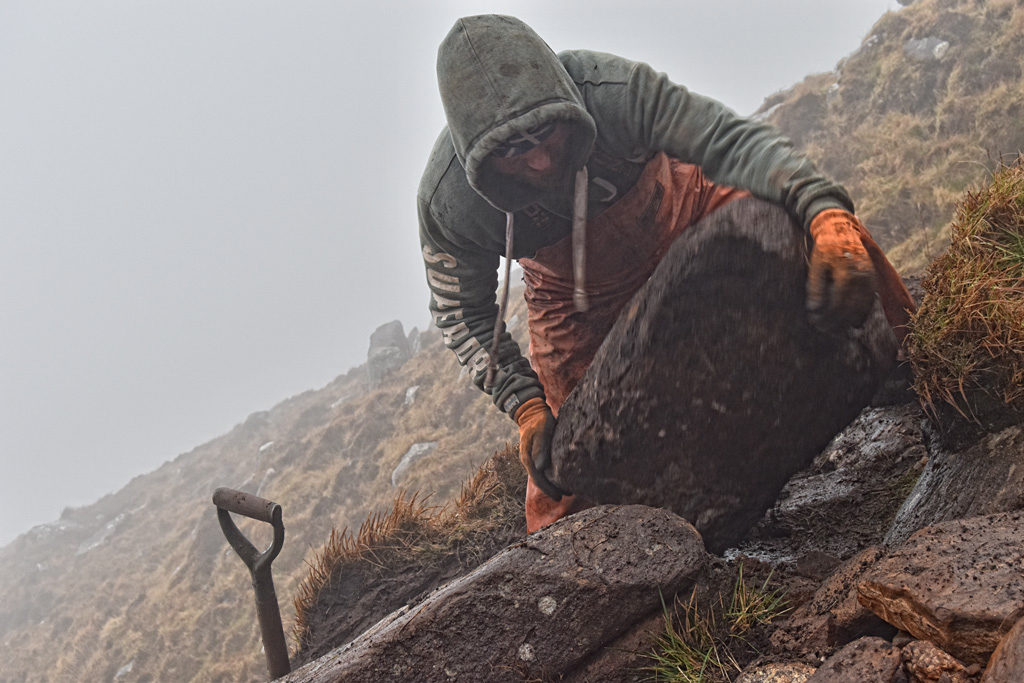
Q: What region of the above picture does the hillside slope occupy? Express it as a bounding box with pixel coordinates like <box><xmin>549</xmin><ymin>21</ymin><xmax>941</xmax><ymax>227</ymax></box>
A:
<box><xmin>759</xmin><ymin>0</ymin><xmax>1024</xmax><ymax>273</ymax></box>
<box><xmin>0</xmin><ymin>307</ymin><xmax>527</xmax><ymax>682</ymax></box>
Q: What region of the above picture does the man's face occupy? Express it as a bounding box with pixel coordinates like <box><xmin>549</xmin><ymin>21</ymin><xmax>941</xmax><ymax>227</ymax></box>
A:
<box><xmin>487</xmin><ymin>122</ymin><xmax>576</xmax><ymax>193</ymax></box>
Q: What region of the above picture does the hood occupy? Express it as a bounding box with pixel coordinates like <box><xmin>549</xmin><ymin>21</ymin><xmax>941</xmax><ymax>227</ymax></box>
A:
<box><xmin>437</xmin><ymin>15</ymin><xmax>597</xmax><ymax>211</ymax></box>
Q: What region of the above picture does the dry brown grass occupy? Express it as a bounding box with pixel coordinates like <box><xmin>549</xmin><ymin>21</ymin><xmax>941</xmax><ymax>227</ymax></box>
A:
<box><xmin>909</xmin><ymin>156</ymin><xmax>1024</xmax><ymax>422</ymax></box>
<box><xmin>291</xmin><ymin>444</ymin><xmax>526</xmax><ymax>648</ymax></box>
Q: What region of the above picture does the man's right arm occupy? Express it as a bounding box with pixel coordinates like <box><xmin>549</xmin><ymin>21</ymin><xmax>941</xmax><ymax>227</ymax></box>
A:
<box><xmin>417</xmin><ymin>198</ymin><xmax>544</xmax><ymax>418</ymax></box>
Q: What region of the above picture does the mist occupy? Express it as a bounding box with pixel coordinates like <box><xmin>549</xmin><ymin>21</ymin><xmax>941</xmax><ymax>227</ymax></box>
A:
<box><xmin>0</xmin><ymin>0</ymin><xmax>896</xmax><ymax>546</ymax></box>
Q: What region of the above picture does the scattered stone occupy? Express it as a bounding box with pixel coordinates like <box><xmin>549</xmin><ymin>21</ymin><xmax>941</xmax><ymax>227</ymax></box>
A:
<box><xmin>901</xmin><ymin>639</ymin><xmax>973</xmax><ymax>682</ymax></box>
<box><xmin>886</xmin><ymin>425</ymin><xmax>1024</xmax><ymax>546</ymax></box>
<box><xmin>904</xmin><ymin>37</ymin><xmax>951</xmax><ymax>62</ymax></box>
<box><xmin>982</xmin><ymin>614</ymin><xmax>1024</xmax><ymax>682</ymax></box>
<box><xmin>859</xmin><ymin>512</ymin><xmax>1024</xmax><ymax>664</ymax></box>
<box><xmin>806</xmin><ymin>637</ymin><xmax>901</xmax><ymax>682</ymax></box>
<box><xmin>390</xmin><ymin>442</ymin><xmax>437</xmax><ymax>487</ymax></box>
<box><xmin>367</xmin><ymin>320</ymin><xmax>411</xmax><ymax>388</ymax></box>
<box><xmin>281</xmin><ymin>506</ymin><xmax>706</xmax><ymax>683</ymax></box>
<box><xmin>736</xmin><ymin>662</ymin><xmax>817</xmax><ymax>682</ymax></box>
<box><xmin>403</xmin><ymin>385</ymin><xmax>419</xmax><ymax>406</ymax></box>
<box><xmin>548</xmin><ymin>199</ymin><xmax>896</xmax><ymax>553</ymax></box>
<box><xmin>795</xmin><ymin>550</ymin><xmax>841</xmax><ymax>582</ymax></box>
<box><xmin>771</xmin><ymin>547</ymin><xmax>895</xmax><ymax>659</ymax></box>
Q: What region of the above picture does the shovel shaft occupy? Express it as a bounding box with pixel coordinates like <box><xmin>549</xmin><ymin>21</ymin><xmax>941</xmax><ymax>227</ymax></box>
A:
<box><xmin>253</xmin><ymin>566</ymin><xmax>290</xmax><ymax>679</ymax></box>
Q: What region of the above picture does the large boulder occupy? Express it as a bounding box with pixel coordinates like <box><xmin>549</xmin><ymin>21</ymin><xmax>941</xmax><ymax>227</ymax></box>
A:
<box><xmin>284</xmin><ymin>506</ymin><xmax>705</xmax><ymax>682</ymax></box>
<box><xmin>859</xmin><ymin>511</ymin><xmax>1024</xmax><ymax>665</ymax></box>
<box><xmin>548</xmin><ymin>198</ymin><xmax>897</xmax><ymax>553</ymax></box>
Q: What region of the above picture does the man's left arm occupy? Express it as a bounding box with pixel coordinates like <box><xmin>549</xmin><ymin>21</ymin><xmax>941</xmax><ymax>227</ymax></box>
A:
<box><xmin>600</xmin><ymin>58</ymin><xmax>876</xmax><ymax>327</ymax></box>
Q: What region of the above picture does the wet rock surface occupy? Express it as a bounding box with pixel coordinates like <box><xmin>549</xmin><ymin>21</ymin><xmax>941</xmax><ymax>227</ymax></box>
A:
<box><xmin>740</xmin><ymin>402</ymin><xmax>928</xmax><ymax>563</ymax></box>
<box><xmin>549</xmin><ymin>198</ymin><xmax>897</xmax><ymax>553</ymax></box>
<box><xmin>283</xmin><ymin>506</ymin><xmax>705</xmax><ymax>683</ymax></box>
<box><xmin>806</xmin><ymin>636</ymin><xmax>901</xmax><ymax>682</ymax></box>
<box><xmin>886</xmin><ymin>424</ymin><xmax>1024</xmax><ymax>546</ymax></box>
<box><xmin>858</xmin><ymin>511</ymin><xmax>1024</xmax><ymax>665</ymax></box>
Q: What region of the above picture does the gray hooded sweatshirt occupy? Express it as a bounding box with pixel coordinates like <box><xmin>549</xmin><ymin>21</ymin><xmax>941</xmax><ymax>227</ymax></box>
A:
<box><xmin>418</xmin><ymin>14</ymin><xmax>853</xmax><ymax>418</ymax></box>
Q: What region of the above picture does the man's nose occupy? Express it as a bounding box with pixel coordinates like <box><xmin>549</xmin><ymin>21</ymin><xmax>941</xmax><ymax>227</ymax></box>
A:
<box><xmin>525</xmin><ymin>147</ymin><xmax>552</xmax><ymax>173</ymax></box>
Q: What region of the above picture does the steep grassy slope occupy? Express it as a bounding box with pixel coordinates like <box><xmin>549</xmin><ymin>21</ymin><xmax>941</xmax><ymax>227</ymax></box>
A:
<box><xmin>0</xmin><ymin>306</ymin><xmax>527</xmax><ymax>682</ymax></box>
<box><xmin>760</xmin><ymin>0</ymin><xmax>1024</xmax><ymax>274</ymax></box>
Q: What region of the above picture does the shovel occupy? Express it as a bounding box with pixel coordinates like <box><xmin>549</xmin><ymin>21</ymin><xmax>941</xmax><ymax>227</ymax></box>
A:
<box><xmin>213</xmin><ymin>487</ymin><xmax>291</xmax><ymax>679</ymax></box>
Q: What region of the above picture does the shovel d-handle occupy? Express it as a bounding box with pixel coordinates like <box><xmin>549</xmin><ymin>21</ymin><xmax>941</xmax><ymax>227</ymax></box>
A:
<box><xmin>213</xmin><ymin>487</ymin><xmax>291</xmax><ymax>680</ymax></box>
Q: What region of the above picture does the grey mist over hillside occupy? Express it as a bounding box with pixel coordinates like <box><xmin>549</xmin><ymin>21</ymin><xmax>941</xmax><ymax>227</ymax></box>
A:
<box><xmin>0</xmin><ymin>0</ymin><xmax>896</xmax><ymax>546</ymax></box>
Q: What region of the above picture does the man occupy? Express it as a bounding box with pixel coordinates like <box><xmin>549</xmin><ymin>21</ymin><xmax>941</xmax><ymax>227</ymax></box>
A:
<box><xmin>418</xmin><ymin>15</ymin><xmax>913</xmax><ymax>533</ymax></box>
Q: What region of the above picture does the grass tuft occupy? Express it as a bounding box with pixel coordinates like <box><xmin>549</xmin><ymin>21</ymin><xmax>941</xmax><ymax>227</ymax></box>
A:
<box><xmin>291</xmin><ymin>444</ymin><xmax>525</xmax><ymax>651</ymax></box>
<box><xmin>909</xmin><ymin>156</ymin><xmax>1024</xmax><ymax>423</ymax></box>
<box><xmin>725</xmin><ymin>565</ymin><xmax>791</xmax><ymax>637</ymax></box>
<box><xmin>641</xmin><ymin>566</ymin><xmax>790</xmax><ymax>682</ymax></box>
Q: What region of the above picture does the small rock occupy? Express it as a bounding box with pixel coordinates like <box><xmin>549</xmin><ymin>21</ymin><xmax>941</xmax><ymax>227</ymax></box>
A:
<box><xmin>736</xmin><ymin>662</ymin><xmax>817</xmax><ymax>682</ymax></box>
<box><xmin>806</xmin><ymin>637</ymin><xmax>901</xmax><ymax>682</ymax></box>
<box><xmin>902</xmin><ymin>639</ymin><xmax>972</xmax><ymax>682</ymax></box>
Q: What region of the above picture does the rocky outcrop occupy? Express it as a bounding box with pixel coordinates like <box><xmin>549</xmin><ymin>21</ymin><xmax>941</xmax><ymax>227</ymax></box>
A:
<box><xmin>859</xmin><ymin>511</ymin><xmax>1024</xmax><ymax>665</ymax></box>
<box><xmin>549</xmin><ymin>199</ymin><xmax>897</xmax><ymax>553</ymax></box>
<box><xmin>366</xmin><ymin>320</ymin><xmax>411</xmax><ymax>388</ymax></box>
<box><xmin>390</xmin><ymin>442</ymin><xmax>437</xmax><ymax>486</ymax></box>
<box><xmin>741</xmin><ymin>402</ymin><xmax>927</xmax><ymax>564</ymax></box>
<box><xmin>886</xmin><ymin>425</ymin><xmax>1024</xmax><ymax>545</ymax></box>
<box><xmin>283</xmin><ymin>506</ymin><xmax>705</xmax><ymax>682</ymax></box>
<box><xmin>903</xmin><ymin>36</ymin><xmax>951</xmax><ymax>61</ymax></box>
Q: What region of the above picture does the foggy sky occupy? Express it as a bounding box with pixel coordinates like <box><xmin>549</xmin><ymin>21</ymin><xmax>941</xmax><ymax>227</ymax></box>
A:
<box><xmin>0</xmin><ymin>0</ymin><xmax>897</xmax><ymax>546</ymax></box>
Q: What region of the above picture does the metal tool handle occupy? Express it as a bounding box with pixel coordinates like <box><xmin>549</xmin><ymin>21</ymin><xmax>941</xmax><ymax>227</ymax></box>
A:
<box><xmin>213</xmin><ymin>487</ymin><xmax>290</xmax><ymax>679</ymax></box>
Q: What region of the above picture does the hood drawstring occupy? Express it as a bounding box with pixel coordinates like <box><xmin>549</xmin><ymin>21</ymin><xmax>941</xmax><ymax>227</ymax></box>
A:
<box><xmin>572</xmin><ymin>167</ymin><xmax>589</xmax><ymax>312</ymax></box>
<box><xmin>484</xmin><ymin>211</ymin><xmax>515</xmax><ymax>392</ymax></box>
<box><xmin>484</xmin><ymin>168</ymin><xmax>590</xmax><ymax>394</ymax></box>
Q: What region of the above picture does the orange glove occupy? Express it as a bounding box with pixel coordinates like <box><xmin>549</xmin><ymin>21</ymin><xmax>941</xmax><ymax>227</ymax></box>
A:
<box><xmin>514</xmin><ymin>397</ymin><xmax>567</xmax><ymax>501</ymax></box>
<box><xmin>806</xmin><ymin>209</ymin><xmax>878</xmax><ymax>331</ymax></box>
